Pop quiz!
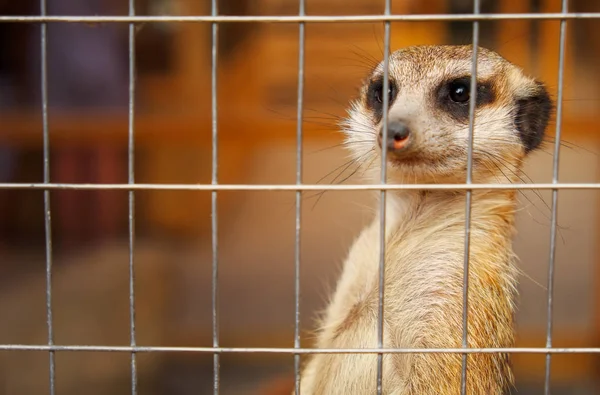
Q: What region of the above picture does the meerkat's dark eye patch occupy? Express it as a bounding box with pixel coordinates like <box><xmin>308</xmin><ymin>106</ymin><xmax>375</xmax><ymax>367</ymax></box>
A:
<box><xmin>365</xmin><ymin>76</ymin><xmax>398</xmax><ymax>123</ymax></box>
<box><xmin>435</xmin><ymin>76</ymin><xmax>495</xmax><ymax>121</ymax></box>
<box><xmin>515</xmin><ymin>82</ymin><xmax>553</xmax><ymax>153</ymax></box>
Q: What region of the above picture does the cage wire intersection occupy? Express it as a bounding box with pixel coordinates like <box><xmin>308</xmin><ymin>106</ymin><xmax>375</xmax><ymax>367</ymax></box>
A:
<box><xmin>0</xmin><ymin>0</ymin><xmax>594</xmax><ymax>394</ymax></box>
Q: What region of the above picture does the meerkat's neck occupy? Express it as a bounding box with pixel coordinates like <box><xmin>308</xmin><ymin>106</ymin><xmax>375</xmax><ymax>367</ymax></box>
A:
<box><xmin>382</xmin><ymin>187</ymin><xmax>518</xmax><ymax>237</ymax></box>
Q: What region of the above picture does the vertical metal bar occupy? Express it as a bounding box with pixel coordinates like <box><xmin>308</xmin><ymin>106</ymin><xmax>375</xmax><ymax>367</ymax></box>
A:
<box><xmin>40</xmin><ymin>1</ymin><xmax>54</xmax><ymax>394</ymax></box>
<box><xmin>460</xmin><ymin>1</ymin><xmax>480</xmax><ymax>394</ymax></box>
<box><xmin>211</xmin><ymin>0</ymin><xmax>220</xmax><ymax>393</ymax></box>
<box><xmin>128</xmin><ymin>0</ymin><xmax>138</xmax><ymax>394</ymax></box>
<box><xmin>376</xmin><ymin>0</ymin><xmax>391</xmax><ymax>393</ymax></box>
<box><xmin>544</xmin><ymin>1</ymin><xmax>569</xmax><ymax>393</ymax></box>
<box><xmin>294</xmin><ymin>0</ymin><xmax>306</xmax><ymax>393</ymax></box>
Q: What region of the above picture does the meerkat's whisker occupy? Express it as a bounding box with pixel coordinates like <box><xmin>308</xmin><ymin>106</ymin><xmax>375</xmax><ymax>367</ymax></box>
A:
<box><xmin>303</xmin><ymin>149</ymin><xmax>374</xmax><ymax>197</ymax></box>
<box><xmin>543</xmin><ymin>137</ymin><xmax>599</xmax><ymax>156</ymax></box>
<box><xmin>477</xmin><ymin>151</ymin><xmax>567</xmax><ymax>242</ymax></box>
<box><xmin>310</xmin><ymin>153</ymin><xmax>376</xmax><ymax>210</ymax></box>
<box><xmin>307</xmin><ymin>140</ymin><xmax>375</xmax><ymax>156</ymax></box>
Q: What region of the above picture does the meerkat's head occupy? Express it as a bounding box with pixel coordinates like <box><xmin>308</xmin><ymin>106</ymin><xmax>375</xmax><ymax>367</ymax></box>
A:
<box><xmin>342</xmin><ymin>45</ymin><xmax>553</xmax><ymax>185</ymax></box>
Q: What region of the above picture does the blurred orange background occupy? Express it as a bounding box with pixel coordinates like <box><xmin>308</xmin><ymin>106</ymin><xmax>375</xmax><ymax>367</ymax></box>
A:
<box><xmin>1</xmin><ymin>0</ymin><xmax>600</xmax><ymax>394</ymax></box>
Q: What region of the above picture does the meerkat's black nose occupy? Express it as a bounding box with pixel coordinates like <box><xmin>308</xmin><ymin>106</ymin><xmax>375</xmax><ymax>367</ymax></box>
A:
<box><xmin>379</xmin><ymin>120</ymin><xmax>411</xmax><ymax>152</ymax></box>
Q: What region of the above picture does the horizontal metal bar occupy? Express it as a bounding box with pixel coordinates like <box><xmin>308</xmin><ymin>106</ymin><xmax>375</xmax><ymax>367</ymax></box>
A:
<box><xmin>1</xmin><ymin>345</ymin><xmax>600</xmax><ymax>354</ymax></box>
<box><xmin>0</xmin><ymin>182</ymin><xmax>599</xmax><ymax>191</ymax></box>
<box><xmin>0</xmin><ymin>12</ymin><xmax>594</xmax><ymax>24</ymax></box>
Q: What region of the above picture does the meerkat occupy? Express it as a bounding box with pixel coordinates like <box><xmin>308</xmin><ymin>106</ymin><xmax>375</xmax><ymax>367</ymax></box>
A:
<box><xmin>298</xmin><ymin>45</ymin><xmax>552</xmax><ymax>394</ymax></box>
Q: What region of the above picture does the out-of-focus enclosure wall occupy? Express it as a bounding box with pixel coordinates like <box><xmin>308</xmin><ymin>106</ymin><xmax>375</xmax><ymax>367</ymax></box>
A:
<box><xmin>1</xmin><ymin>0</ymin><xmax>600</xmax><ymax>393</ymax></box>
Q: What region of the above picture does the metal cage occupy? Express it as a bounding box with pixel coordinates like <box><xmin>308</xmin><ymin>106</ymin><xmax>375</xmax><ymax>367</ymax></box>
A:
<box><xmin>0</xmin><ymin>0</ymin><xmax>597</xmax><ymax>394</ymax></box>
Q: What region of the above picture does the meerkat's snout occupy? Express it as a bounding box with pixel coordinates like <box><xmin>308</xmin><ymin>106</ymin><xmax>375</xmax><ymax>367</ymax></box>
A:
<box><xmin>378</xmin><ymin>119</ymin><xmax>411</xmax><ymax>153</ymax></box>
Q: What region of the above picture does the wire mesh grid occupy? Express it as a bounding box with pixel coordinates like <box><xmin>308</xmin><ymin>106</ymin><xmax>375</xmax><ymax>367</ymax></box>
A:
<box><xmin>0</xmin><ymin>0</ymin><xmax>598</xmax><ymax>394</ymax></box>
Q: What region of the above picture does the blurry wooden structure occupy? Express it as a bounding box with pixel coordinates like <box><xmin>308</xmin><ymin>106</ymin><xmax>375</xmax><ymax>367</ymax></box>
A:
<box><xmin>1</xmin><ymin>0</ymin><xmax>596</xmax><ymax>234</ymax></box>
<box><xmin>1</xmin><ymin>0</ymin><xmax>600</xmax><ymax>388</ymax></box>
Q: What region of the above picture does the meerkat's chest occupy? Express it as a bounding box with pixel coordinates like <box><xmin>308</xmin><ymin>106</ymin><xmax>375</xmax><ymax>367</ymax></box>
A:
<box><xmin>322</xmin><ymin>217</ymin><xmax>463</xmax><ymax>346</ymax></box>
<box><xmin>306</xmin><ymin>219</ymin><xmax>461</xmax><ymax>393</ymax></box>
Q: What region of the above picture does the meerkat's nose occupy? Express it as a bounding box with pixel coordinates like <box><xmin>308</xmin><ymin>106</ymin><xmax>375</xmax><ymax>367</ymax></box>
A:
<box><xmin>379</xmin><ymin>120</ymin><xmax>411</xmax><ymax>152</ymax></box>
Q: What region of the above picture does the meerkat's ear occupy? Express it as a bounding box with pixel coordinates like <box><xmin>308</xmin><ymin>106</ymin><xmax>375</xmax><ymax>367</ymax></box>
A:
<box><xmin>515</xmin><ymin>81</ymin><xmax>553</xmax><ymax>153</ymax></box>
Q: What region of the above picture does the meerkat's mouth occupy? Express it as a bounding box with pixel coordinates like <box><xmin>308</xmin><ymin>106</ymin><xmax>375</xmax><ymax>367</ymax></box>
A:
<box><xmin>376</xmin><ymin>134</ymin><xmax>428</xmax><ymax>168</ymax></box>
<box><xmin>377</xmin><ymin>131</ymin><xmax>410</xmax><ymax>151</ymax></box>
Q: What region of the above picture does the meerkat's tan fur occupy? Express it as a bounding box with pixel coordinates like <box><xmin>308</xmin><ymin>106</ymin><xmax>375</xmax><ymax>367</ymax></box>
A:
<box><xmin>298</xmin><ymin>45</ymin><xmax>552</xmax><ymax>394</ymax></box>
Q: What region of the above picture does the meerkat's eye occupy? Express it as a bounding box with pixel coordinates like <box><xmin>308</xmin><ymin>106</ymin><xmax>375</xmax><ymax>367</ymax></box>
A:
<box><xmin>366</xmin><ymin>77</ymin><xmax>398</xmax><ymax>120</ymax></box>
<box><xmin>436</xmin><ymin>77</ymin><xmax>495</xmax><ymax>121</ymax></box>
<box><xmin>448</xmin><ymin>80</ymin><xmax>470</xmax><ymax>103</ymax></box>
<box><xmin>375</xmin><ymin>85</ymin><xmax>394</xmax><ymax>104</ymax></box>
